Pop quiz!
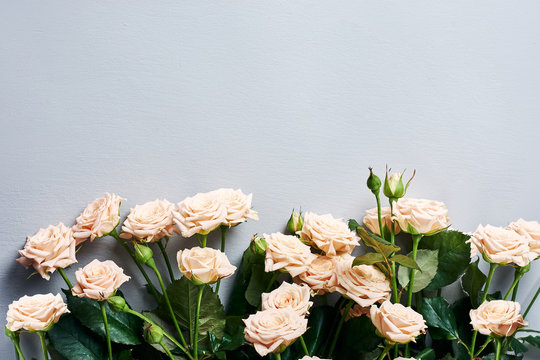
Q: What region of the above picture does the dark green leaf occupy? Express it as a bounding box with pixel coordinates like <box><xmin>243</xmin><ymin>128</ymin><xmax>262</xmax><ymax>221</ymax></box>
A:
<box><xmin>353</xmin><ymin>253</ymin><xmax>386</xmax><ymax>266</ymax></box>
<box><xmin>220</xmin><ymin>316</ymin><xmax>246</xmax><ymax>351</ymax></box>
<box><xmin>397</xmin><ymin>249</ymin><xmax>438</xmax><ymax>293</ymax></box>
<box><xmin>461</xmin><ymin>260</ymin><xmax>486</xmax><ymax>308</ymax></box>
<box><xmin>48</xmin><ymin>314</ymin><xmax>106</xmax><ymax>360</ymax></box>
<box><xmin>510</xmin><ymin>338</ymin><xmax>528</xmax><ymax>354</ymax></box>
<box><xmin>226</xmin><ymin>247</ymin><xmax>264</xmax><ymax>316</ymax></box>
<box><xmin>416</xmin><ymin>348</ymin><xmax>436</xmax><ymax>360</ymax></box>
<box><xmin>439</xmin><ymin>355</ymin><xmax>458</xmax><ymax>360</ymax></box>
<box><xmin>483</xmin><ymin>354</ymin><xmax>523</xmax><ymax>360</ymax></box>
<box><xmin>333</xmin><ymin>315</ymin><xmax>383</xmax><ymax>359</ymax></box>
<box><xmin>521</xmin><ymin>335</ymin><xmax>540</xmax><ymax>348</ymax></box>
<box><xmin>390</xmin><ymin>254</ymin><xmax>421</xmax><ymax>270</ymax></box>
<box><xmin>420</xmin><ymin>297</ymin><xmax>459</xmax><ymax>340</ymax></box>
<box><xmin>356</xmin><ymin>227</ymin><xmax>400</xmax><ymax>257</ymax></box>
<box><xmin>348</xmin><ymin>219</ymin><xmax>361</xmax><ymax>231</ymax></box>
<box><xmin>301</xmin><ymin>305</ymin><xmax>338</xmax><ymax>356</ymax></box>
<box><xmin>245</xmin><ymin>266</ymin><xmax>274</xmax><ymax>307</ymax></box>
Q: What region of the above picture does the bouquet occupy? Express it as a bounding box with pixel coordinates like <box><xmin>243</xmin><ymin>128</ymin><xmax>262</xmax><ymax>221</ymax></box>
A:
<box><xmin>5</xmin><ymin>168</ymin><xmax>540</xmax><ymax>360</ymax></box>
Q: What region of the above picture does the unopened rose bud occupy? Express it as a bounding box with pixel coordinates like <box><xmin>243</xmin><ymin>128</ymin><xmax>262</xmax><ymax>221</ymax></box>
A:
<box><xmin>134</xmin><ymin>243</ymin><xmax>155</xmax><ymax>266</ymax></box>
<box><xmin>144</xmin><ymin>324</ymin><xmax>164</xmax><ymax>344</ymax></box>
<box><xmin>383</xmin><ymin>168</ymin><xmax>415</xmax><ymax>199</ymax></box>
<box><xmin>286</xmin><ymin>211</ymin><xmax>303</xmax><ymax>234</ymax></box>
<box><xmin>366</xmin><ymin>167</ymin><xmax>381</xmax><ymax>196</ymax></box>
<box><xmin>250</xmin><ymin>234</ymin><xmax>267</xmax><ymax>255</ymax></box>
<box><xmin>107</xmin><ymin>296</ymin><xmax>129</xmax><ymax>313</ymax></box>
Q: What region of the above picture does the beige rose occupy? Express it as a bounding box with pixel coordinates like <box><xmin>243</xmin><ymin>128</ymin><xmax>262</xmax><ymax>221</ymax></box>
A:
<box><xmin>370</xmin><ymin>301</ymin><xmax>427</xmax><ymax>344</ymax></box>
<box><xmin>177</xmin><ymin>247</ymin><xmax>236</xmax><ymax>284</ymax></box>
<box><xmin>393</xmin><ymin>198</ymin><xmax>449</xmax><ymax>235</ymax></box>
<box><xmin>243</xmin><ymin>309</ymin><xmax>308</xmax><ymax>356</ymax></box>
<box><xmin>299</xmin><ymin>357</ymin><xmax>331</xmax><ymax>360</ymax></box>
<box><xmin>6</xmin><ymin>293</ymin><xmax>69</xmax><ymax>332</ymax></box>
<box><xmin>470</xmin><ymin>225</ymin><xmax>535</xmax><ymax>267</ymax></box>
<box><xmin>296</xmin><ymin>255</ymin><xmax>335</xmax><ymax>294</ymax></box>
<box><xmin>173</xmin><ymin>192</ymin><xmax>227</xmax><ymax>237</ymax></box>
<box><xmin>299</xmin><ymin>212</ymin><xmax>359</xmax><ymax>256</ymax></box>
<box><xmin>363</xmin><ymin>207</ymin><xmax>400</xmax><ymax>236</ymax></box>
<box><xmin>344</xmin><ymin>304</ymin><xmax>370</xmax><ymax>321</ymax></box>
<box><xmin>261</xmin><ymin>282</ymin><xmax>313</xmax><ymax>317</ymax></box>
<box><xmin>508</xmin><ymin>219</ymin><xmax>540</xmax><ymax>258</ymax></box>
<box><xmin>208</xmin><ymin>188</ymin><xmax>258</xmax><ymax>226</ymax></box>
<box><xmin>17</xmin><ymin>223</ymin><xmax>77</xmax><ymax>280</ymax></box>
<box><xmin>121</xmin><ymin>199</ymin><xmax>177</xmax><ymax>243</ymax></box>
<box><xmin>470</xmin><ymin>300</ymin><xmax>527</xmax><ymax>337</ymax></box>
<box><xmin>72</xmin><ymin>259</ymin><xmax>130</xmax><ymax>301</ymax></box>
<box><xmin>264</xmin><ymin>233</ymin><xmax>316</xmax><ymax>277</ymax></box>
<box><xmin>72</xmin><ymin>193</ymin><xmax>124</xmax><ymax>244</ymax></box>
<box><xmin>335</xmin><ymin>257</ymin><xmax>391</xmax><ymax>307</ymax></box>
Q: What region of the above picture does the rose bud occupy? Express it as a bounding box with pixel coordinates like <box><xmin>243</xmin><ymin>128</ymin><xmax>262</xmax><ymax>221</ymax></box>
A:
<box><xmin>107</xmin><ymin>296</ymin><xmax>129</xmax><ymax>313</ymax></box>
<box><xmin>383</xmin><ymin>168</ymin><xmax>415</xmax><ymax>199</ymax></box>
<box><xmin>144</xmin><ymin>324</ymin><xmax>164</xmax><ymax>344</ymax></box>
<box><xmin>286</xmin><ymin>211</ymin><xmax>304</xmax><ymax>234</ymax></box>
<box><xmin>250</xmin><ymin>234</ymin><xmax>268</xmax><ymax>256</ymax></box>
<box><xmin>366</xmin><ymin>167</ymin><xmax>382</xmax><ymax>196</ymax></box>
<box><xmin>134</xmin><ymin>243</ymin><xmax>155</xmax><ymax>266</ymax></box>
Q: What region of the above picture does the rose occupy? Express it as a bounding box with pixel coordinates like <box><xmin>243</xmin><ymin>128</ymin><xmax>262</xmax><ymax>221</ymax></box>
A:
<box><xmin>470</xmin><ymin>300</ymin><xmax>528</xmax><ymax>337</ymax></box>
<box><xmin>370</xmin><ymin>301</ymin><xmax>427</xmax><ymax>344</ymax></box>
<box><xmin>17</xmin><ymin>223</ymin><xmax>77</xmax><ymax>280</ymax></box>
<box><xmin>243</xmin><ymin>309</ymin><xmax>308</xmax><ymax>356</ymax></box>
<box><xmin>469</xmin><ymin>225</ymin><xmax>536</xmax><ymax>266</ymax></box>
<box><xmin>299</xmin><ymin>357</ymin><xmax>330</xmax><ymax>360</ymax></box>
<box><xmin>393</xmin><ymin>198</ymin><xmax>449</xmax><ymax>235</ymax></box>
<box><xmin>363</xmin><ymin>207</ymin><xmax>400</xmax><ymax>236</ymax></box>
<box><xmin>264</xmin><ymin>232</ymin><xmax>316</xmax><ymax>277</ymax></box>
<box><xmin>6</xmin><ymin>293</ymin><xmax>69</xmax><ymax>332</ymax></box>
<box><xmin>335</xmin><ymin>257</ymin><xmax>391</xmax><ymax>307</ymax></box>
<box><xmin>344</xmin><ymin>304</ymin><xmax>370</xmax><ymax>321</ymax></box>
<box><xmin>296</xmin><ymin>255</ymin><xmax>335</xmax><ymax>294</ymax></box>
<box><xmin>72</xmin><ymin>259</ymin><xmax>130</xmax><ymax>301</ymax></box>
<box><xmin>507</xmin><ymin>219</ymin><xmax>540</xmax><ymax>258</ymax></box>
<box><xmin>208</xmin><ymin>188</ymin><xmax>258</xmax><ymax>226</ymax></box>
<box><xmin>261</xmin><ymin>282</ymin><xmax>313</xmax><ymax>317</ymax></box>
<box><xmin>298</xmin><ymin>212</ymin><xmax>359</xmax><ymax>256</ymax></box>
<box><xmin>72</xmin><ymin>193</ymin><xmax>124</xmax><ymax>244</ymax></box>
<box><xmin>177</xmin><ymin>247</ymin><xmax>236</xmax><ymax>284</ymax></box>
<box><xmin>121</xmin><ymin>199</ymin><xmax>177</xmax><ymax>243</ymax></box>
<box><xmin>173</xmin><ymin>192</ymin><xmax>227</xmax><ymax>237</ymax></box>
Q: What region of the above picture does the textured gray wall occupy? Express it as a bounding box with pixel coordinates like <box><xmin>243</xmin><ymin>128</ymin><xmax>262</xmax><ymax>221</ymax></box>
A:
<box><xmin>1</xmin><ymin>0</ymin><xmax>540</xmax><ymax>358</ymax></box>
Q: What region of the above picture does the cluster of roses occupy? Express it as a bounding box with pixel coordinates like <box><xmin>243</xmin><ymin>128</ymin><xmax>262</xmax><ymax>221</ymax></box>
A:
<box><xmin>6</xmin><ymin>189</ymin><xmax>257</xmax><ymax>360</ymax></box>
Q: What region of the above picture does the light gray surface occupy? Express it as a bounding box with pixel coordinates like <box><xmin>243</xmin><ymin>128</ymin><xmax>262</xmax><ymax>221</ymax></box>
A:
<box><xmin>1</xmin><ymin>0</ymin><xmax>540</xmax><ymax>358</ymax></box>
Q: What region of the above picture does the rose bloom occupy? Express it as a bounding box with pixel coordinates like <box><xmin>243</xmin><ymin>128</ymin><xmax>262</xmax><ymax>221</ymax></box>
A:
<box><xmin>17</xmin><ymin>223</ymin><xmax>77</xmax><ymax>280</ymax></box>
<box><xmin>177</xmin><ymin>247</ymin><xmax>236</xmax><ymax>284</ymax></box>
<box><xmin>363</xmin><ymin>207</ymin><xmax>400</xmax><ymax>236</ymax></box>
<box><xmin>296</xmin><ymin>255</ymin><xmax>335</xmax><ymax>294</ymax></box>
<box><xmin>370</xmin><ymin>301</ymin><xmax>427</xmax><ymax>344</ymax></box>
<box><xmin>470</xmin><ymin>300</ymin><xmax>528</xmax><ymax>337</ymax></box>
<box><xmin>507</xmin><ymin>219</ymin><xmax>540</xmax><ymax>258</ymax></box>
<box><xmin>264</xmin><ymin>232</ymin><xmax>316</xmax><ymax>277</ymax></box>
<box><xmin>208</xmin><ymin>188</ymin><xmax>258</xmax><ymax>226</ymax></box>
<box><xmin>261</xmin><ymin>282</ymin><xmax>313</xmax><ymax>317</ymax></box>
<box><xmin>335</xmin><ymin>257</ymin><xmax>391</xmax><ymax>307</ymax></box>
<box><xmin>299</xmin><ymin>212</ymin><xmax>359</xmax><ymax>256</ymax></box>
<box><xmin>393</xmin><ymin>198</ymin><xmax>449</xmax><ymax>235</ymax></box>
<box><xmin>299</xmin><ymin>357</ymin><xmax>330</xmax><ymax>360</ymax></box>
<box><xmin>344</xmin><ymin>304</ymin><xmax>370</xmax><ymax>321</ymax></box>
<box><xmin>121</xmin><ymin>199</ymin><xmax>177</xmax><ymax>243</ymax></box>
<box><xmin>6</xmin><ymin>293</ymin><xmax>69</xmax><ymax>332</ymax></box>
<box><xmin>470</xmin><ymin>225</ymin><xmax>536</xmax><ymax>267</ymax></box>
<box><xmin>173</xmin><ymin>192</ymin><xmax>227</xmax><ymax>237</ymax></box>
<box><xmin>72</xmin><ymin>259</ymin><xmax>130</xmax><ymax>301</ymax></box>
<box><xmin>243</xmin><ymin>309</ymin><xmax>308</xmax><ymax>356</ymax></box>
<box><xmin>72</xmin><ymin>193</ymin><xmax>124</xmax><ymax>244</ymax></box>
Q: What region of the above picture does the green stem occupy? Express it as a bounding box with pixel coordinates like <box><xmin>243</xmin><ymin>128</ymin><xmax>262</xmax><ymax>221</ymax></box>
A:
<box><xmin>265</xmin><ymin>272</ymin><xmax>280</xmax><ymax>293</ymax></box>
<box><xmin>389</xmin><ymin>200</ymin><xmax>399</xmax><ymax>304</ymax></box>
<box><xmin>524</xmin><ymin>285</ymin><xmax>540</xmax><ymax>318</ymax></box>
<box><xmin>300</xmin><ymin>335</ymin><xmax>309</xmax><ymax>356</ymax></box>
<box><xmin>377</xmin><ymin>342</ymin><xmax>393</xmax><ymax>360</ymax></box>
<box><xmin>275</xmin><ymin>353</ymin><xmax>282</xmax><ymax>360</ymax></box>
<box><xmin>201</xmin><ymin>234</ymin><xmax>207</xmax><ymax>248</ymax></box>
<box><xmin>193</xmin><ymin>285</ymin><xmax>204</xmax><ymax>360</ymax></box>
<box><xmin>11</xmin><ymin>336</ymin><xmax>25</xmax><ymax>360</ymax></box>
<box><xmin>99</xmin><ymin>302</ymin><xmax>113</xmax><ymax>360</ymax></box>
<box><xmin>13</xmin><ymin>343</ymin><xmax>20</xmax><ymax>360</ymax></box>
<box><xmin>474</xmin><ymin>338</ymin><xmax>492</xmax><ymax>358</ymax></box>
<box><xmin>38</xmin><ymin>332</ymin><xmax>49</xmax><ymax>360</ymax></box>
<box><xmin>504</xmin><ymin>269</ymin><xmax>522</xmax><ymax>300</ymax></box>
<box><xmin>157</xmin><ymin>239</ymin><xmax>175</xmax><ymax>283</ymax></box>
<box><xmin>495</xmin><ymin>337</ymin><xmax>502</xmax><ymax>360</ymax></box>
<box><xmin>407</xmin><ymin>234</ymin><xmax>423</xmax><ymax>306</ymax></box>
<box><xmin>375</xmin><ymin>194</ymin><xmax>385</xmax><ymax>239</ymax></box>
<box><xmin>437</xmin><ymin>288</ymin><xmax>442</xmax><ymax>297</ymax></box>
<box><xmin>159</xmin><ymin>339</ymin><xmax>175</xmax><ymax>360</ymax></box>
<box><xmin>215</xmin><ymin>226</ymin><xmax>228</xmax><ymax>293</ymax></box>
<box><xmin>327</xmin><ymin>300</ymin><xmax>354</xmax><ymax>357</ymax></box>
<box><xmin>57</xmin><ymin>268</ymin><xmax>72</xmax><ymax>289</ymax></box>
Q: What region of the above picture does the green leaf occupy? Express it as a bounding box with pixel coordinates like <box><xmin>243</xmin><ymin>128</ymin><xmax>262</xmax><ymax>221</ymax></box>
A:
<box><xmin>219</xmin><ymin>316</ymin><xmax>246</xmax><ymax>352</ymax></box>
<box><xmin>353</xmin><ymin>253</ymin><xmax>386</xmax><ymax>266</ymax></box>
<box><xmin>416</xmin><ymin>348</ymin><xmax>436</xmax><ymax>360</ymax></box>
<box><xmin>419</xmin><ymin>230</ymin><xmax>471</xmax><ymax>290</ymax></box>
<box><xmin>510</xmin><ymin>338</ymin><xmax>528</xmax><ymax>354</ymax></box>
<box><xmin>397</xmin><ymin>249</ymin><xmax>438</xmax><ymax>293</ymax></box>
<box><xmin>226</xmin><ymin>247</ymin><xmax>264</xmax><ymax>316</ymax></box>
<box><xmin>461</xmin><ymin>260</ymin><xmax>486</xmax><ymax>308</ymax></box>
<box><xmin>420</xmin><ymin>297</ymin><xmax>459</xmax><ymax>340</ymax></box>
<box><xmin>483</xmin><ymin>354</ymin><xmax>523</xmax><ymax>360</ymax></box>
<box><xmin>355</xmin><ymin>227</ymin><xmax>400</xmax><ymax>257</ymax></box>
<box><xmin>63</xmin><ymin>290</ymin><xmax>142</xmax><ymax>345</ymax></box>
<box><xmin>439</xmin><ymin>354</ymin><xmax>458</xmax><ymax>360</ymax></box>
<box><xmin>333</xmin><ymin>315</ymin><xmax>383</xmax><ymax>359</ymax></box>
<box><xmin>300</xmin><ymin>305</ymin><xmax>338</xmax><ymax>356</ymax></box>
<box><xmin>390</xmin><ymin>254</ymin><xmax>420</xmax><ymax>270</ymax></box>
<box><xmin>141</xmin><ymin>311</ymin><xmax>186</xmax><ymax>359</ymax></box>
<box><xmin>48</xmin><ymin>314</ymin><xmax>106</xmax><ymax>360</ymax></box>
<box><xmin>348</xmin><ymin>219</ymin><xmax>361</xmax><ymax>231</ymax></box>
<box><xmin>522</xmin><ymin>335</ymin><xmax>540</xmax><ymax>348</ymax></box>
<box><xmin>245</xmin><ymin>266</ymin><xmax>274</xmax><ymax>308</ymax></box>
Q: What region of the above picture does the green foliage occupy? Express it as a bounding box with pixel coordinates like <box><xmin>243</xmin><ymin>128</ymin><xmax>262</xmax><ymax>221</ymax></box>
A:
<box><xmin>415</xmin><ymin>348</ymin><xmax>436</xmax><ymax>360</ymax></box>
<box><xmin>397</xmin><ymin>249</ymin><xmax>438</xmax><ymax>292</ymax></box>
<box><xmin>521</xmin><ymin>335</ymin><xmax>540</xmax><ymax>348</ymax></box>
<box><xmin>141</xmin><ymin>311</ymin><xmax>185</xmax><ymax>358</ymax></box>
<box><xmin>420</xmin><ymin>297</ymin><xmax>459</xmax><ymax>340</ymax></box>
<box><xmin>461</xmin><ymin>260</ymin><xmax>486</xmax><ymax>308</ymax></box>
<box><xmin>245</xmin><ymin>266</ymin><xmax>274</xmax><ymax>307</ymax></box>
<box><xmin>48</xmin><ymin>314</ymin><xmax>106</xmax><ymax>360</ymax></box>
<box><xmin>389</xmin><ymin>254</ymin><xmax>420</xmax><ymax>270</ymax></box>
<box><xmin>301</xmin><ymin>305</ymin><xmax>338</xmax><ymax>356</ymax></box>
<box><xmin>353</xmin><ymin>225</ymin><xmax>400</xmax><ymax>257</ymax></box>
<box><xmin>353</xmin><ymin>253</ymin><xmax>386</xmax><ymax>266</ymax></box>
<box><xmin>333</xmin><ymin>315</ymin><xmax>383</xmax><ymax>360</ymax></box>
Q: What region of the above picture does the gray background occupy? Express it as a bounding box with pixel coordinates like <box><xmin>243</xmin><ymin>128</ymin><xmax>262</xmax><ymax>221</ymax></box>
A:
<box><xmin>1</xmin><ymin>0</ymin><xmax>540</xmax><ymax>358</ymax></box>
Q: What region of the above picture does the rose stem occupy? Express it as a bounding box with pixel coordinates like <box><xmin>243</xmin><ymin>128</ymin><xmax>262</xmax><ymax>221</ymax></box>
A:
<box><xmin>201</xmin><ymin>234</ymin><xmax>208</xmax><ymax>248</ymax></box>
<box><xmin>377</xmin><ymin>342</ymin><xmax>393</xmax><ymax>360</ymax></box>
<box><xmin>299</xmin><ymin>335</ymin><xmax>309</xmax><ymax>356</ymax></box>
<box><xmin>57</xmin><ymin>268</ymin><xmax>72</xmax><ymax>289</ymax></box>
<box><xmin>469</xmin><ymin>263</ymin><xmax>498</xmax><ymax>359</ymax></box>
<box><xmin>375</xmin><ymin>194</ymin><xmax>384</xmax><ymax>239</ymax></box>
<box><xmin>265</xmin><ymin>272</ymin><xmax>280</xmax><ymax>293</ymax></box>
<box><xmin>159</xmin><ymin>339</ymin><xmax>175</xmax><ymax>360</ymax></box>
<box><xmin>215</xmin><ymin>226</ymin><xmax>228</xmax><ymax>293</ymax></box>
<box><xmin>495</xmin><ymin>337</ymin><xmax>502</xmax><ymax>360</ymax></box>
<box><xmin>389</xmin><ymin>199</ymin><xmax>400</xmax><ymax>358</ymax></box>
<box><xmin>10</xmin><ymin>335</ymin><xmax>25</xmax><ymax>360</ymax></box>
<box><xmin>99</xmin><ymin>302</ymin><xmax>113</xmax><ymax>360</ymax></box>
<box><xmin>327</xmin><ymin>299</ymin><xmax>354</xmax><ymax>357</ymax></box>
<box><xmin>125</xmin><ymin>309</ymin><xmax>193</xmax><ymax>360</ymax></box>
<box><xmin>524</xmin><ymin>285</ymin><xmax>540</xmax><ymax>318</ymax></box>
<box><xmin>109</xmin><ymin>229</ymin><xmax>160</xmax><ymax>300</ymax></box>
<box><xmin>193</xmin><ymin>285</ymin><xmax>205</xmax><ymax>360</ymax></box>
<box><xmin>504</xmin><ymin>268</ymin><xmax>523</xmax><ymax>300</ymax></box>
<box><xmin>405</xmin><ymin>234</ymin><xmax>423</xmax><ymax>358</ymax></box>
<box><xmin>275</xmin><ymin>353</ymin><xmax>282</xmax><ymax>360</ymax></box>
<box><xmin>474</xmin><ymin>338</ymin><xmax>493</xmax><ymax>358</ymax></box>
<box><xmin>157</xmin><ymin>238</ymin><xmax>175</xmax><ymax>283</ymax></box>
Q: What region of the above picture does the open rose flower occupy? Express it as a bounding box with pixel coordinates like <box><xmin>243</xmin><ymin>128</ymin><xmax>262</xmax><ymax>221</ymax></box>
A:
<box><xmin>17</xmin><ymin>223</ymin><xmax>77</xmax><ymax>280</ymax></box>
<box><xmin>299</xmin><ymin>212</ymin><xmax>359</xmax><ymax>256</ymax></box>
<box><xmin>121</xmin><ymin>199</ymin><xmax>177</xmax><ymax>243</ymax></box>
<box><xmin>393</xmin><ymin>198</ymin><xmax>449</xmax><ymax>235</ymax></box>
<box><xmin>470</xmin><ymin>300</ymin><xmax>527</xmax><ymax>337</ymax></box>
<box><xmin>6</xmin><ymin>293</ymin><xmax>69</xmax><ymax>332</ymax></box>
<box><xmin>264</xmin><ymin>233</ymin><xmax>316</xmax><ymax>277</ymax></box>
<box><xmin>370</xmin><ymin>301</ymin><xmax>427</xmax><ymax>344</ymax></box>
<box><xmin>208</xmin><ymin>188</ymin><xmax>258</xmax><ymax>226</ymax></box>
<box><xmin>173</xmin><ymin>192</ymin><xmax>227</xmax><ymax>237</ymax></box>
<box><xmin>261</xmin><ymin>282</ymin><xmax>312</xmax><ymax>317</ymax></box>
<box><xmin>72</xmin><ymin>193</ymin><xmax>124</xmax><ymax>244</ymax></box>
<box><xmin>72</xmin><ymin>259</ymin><xmax>130</xmax><ymax>301</ymax></box>
<box><xmin>243</xmin><ymin>309</ymin><xmax>308</xmax><ymax>356</ymax></box>
<box><xmin>177</xmin><ymin>247</ymin><xmax>236</xmax><ymax>284</ymax></box>
<box><xmin>363</xmin><ymin>207</ymin><xmax>400</xmax><ymax>236</ymax></box>
<box><xmin>507</xmin><ymin>219</ymin><xmax>540</xmax><ymax>259</ymax></box>
<box><xmin>296</xmin><ymin>255</ymin><xmax>335</xmax><ymax>294</ymax></box>
<box><xmin>470</xmin><ymin>225</ymin><xmax>536</xmax><ymax>267</ymax></box>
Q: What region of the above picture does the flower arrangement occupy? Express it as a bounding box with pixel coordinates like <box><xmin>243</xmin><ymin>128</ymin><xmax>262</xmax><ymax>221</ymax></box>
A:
<box><xmin>5</xmin><ymin>170</ymin><xmax>540</xmax><ymax>360</ymax></box>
